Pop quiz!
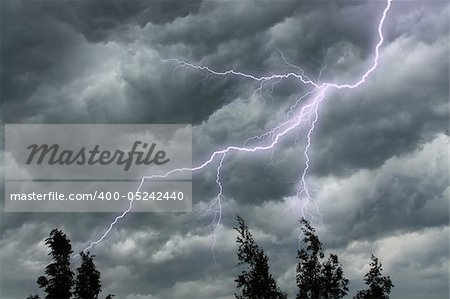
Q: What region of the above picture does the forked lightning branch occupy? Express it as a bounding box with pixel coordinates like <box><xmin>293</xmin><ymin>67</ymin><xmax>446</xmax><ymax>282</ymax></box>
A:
<box><xmin>78</xmin><ymin>0</ymin><xmax>393</xmax><ymax>254</ymax></box>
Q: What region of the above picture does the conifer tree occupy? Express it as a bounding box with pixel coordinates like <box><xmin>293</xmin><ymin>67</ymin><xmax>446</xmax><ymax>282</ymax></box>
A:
<box><xmin>74</xmin><ymin>251</ymin><xmax>101</xmax><ymax>299</ymax></box>
<box><xmin>37</xmin><ymin>229</ymin><xmax>74</xmax><ymax>299</ymax></box>
<box><xmin>297</xmin><ymin>218</ymin><xmax>348</xmax><ymax>299</ymax></box>
<box><xmin>354</xmin><ymin>255</ymin><xmax>394</xmax><ymax>299</ymax></box>
<box><xmin>234</xmin><ymin>216</ymin><xmax>287</xmax><ymax>299</ymax></box>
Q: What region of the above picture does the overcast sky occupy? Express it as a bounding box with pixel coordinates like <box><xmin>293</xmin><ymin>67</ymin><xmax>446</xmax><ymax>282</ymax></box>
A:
<box><xmin>1</xmin><ymin>0</ymin><xmax>449</xmax><ymax>298</ymax></box>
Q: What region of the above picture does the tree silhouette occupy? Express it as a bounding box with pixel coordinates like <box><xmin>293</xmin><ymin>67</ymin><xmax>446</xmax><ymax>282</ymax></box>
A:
<box><xmin>296</xmin><ymin>218</ymin><xmax>348</xmax><ymax>299</ymax></box>
<box><xmin>74</xmin><ymin>251</ymin><xmax>102</xmax><ymax>299</ymax></box>
<box><xmin>29</xmin><ymin>229</ymin><xmax>114</xmax><ymax>299</ymax></box>
<box><xmin>354</xmin><ymin>255</ymin><xmax>394</xmax><ymax>299</ymax></box>
<box><xmin>37</xmin><ymin>229</ymin><xmax>74</xmax><ymax>299</ymax></box>
<box><xmin>296</xmin><ymin>218</ymin><xmax>323</xmax><ymax>299</ymax></box>
<box><xmin>234</xmin><ymin>216</ymin><xmax>287</xmax><ymax>299</ymax></box>
<box><xmin>321</xmin><ymin>254</ymin><xmax>349</xmax><ymax>299</ymax></box>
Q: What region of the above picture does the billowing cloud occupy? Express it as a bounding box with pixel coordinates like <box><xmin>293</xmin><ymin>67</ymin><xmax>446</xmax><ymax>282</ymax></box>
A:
<box><xmin>1</xmin><ymin>0</ymin><xmax>448</xmax><ymax>298</ymax></box>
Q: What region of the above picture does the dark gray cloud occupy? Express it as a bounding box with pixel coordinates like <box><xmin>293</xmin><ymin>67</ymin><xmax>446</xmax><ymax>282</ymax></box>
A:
<box><xmin>1</xmin><ymin>0</ymin><xmax>449</xmax><ymax>298</ymax></box>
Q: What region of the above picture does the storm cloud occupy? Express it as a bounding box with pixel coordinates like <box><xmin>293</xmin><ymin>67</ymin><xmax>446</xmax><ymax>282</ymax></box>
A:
<box><xmin>1</xmin><ymin>0</ymin><xmax>448</xmax><ymax>298</ymax></box>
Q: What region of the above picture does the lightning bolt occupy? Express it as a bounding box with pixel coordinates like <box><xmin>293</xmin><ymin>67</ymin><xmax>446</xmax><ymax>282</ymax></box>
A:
<box><xmin>74</xmin><ymin>0</ymin><xmax>392</xmax><ymax>256</ymax></box>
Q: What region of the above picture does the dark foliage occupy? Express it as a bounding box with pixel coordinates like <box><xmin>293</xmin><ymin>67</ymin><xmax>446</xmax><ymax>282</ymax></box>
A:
<box><xmin>296</xmin><ymin>218</ymin><xmax>349</xmax><ymax>299</ymax></box>
<box><xmin>234</xmin><ymin>216</ymin><xmax>287</xmax><ymax>299</ymax></box>
<box><xmin>354</xmin><ymin>255</ymin><xmax>394</xmax><ymax>299</ymax></box>
<box><xmin>29</xmin><ymin>229</ymin><xmax>114</xmax><ymax>299</ymax></box>
<box><xmin>74</xmin><ymin>251</ymin><xmax>102</xmax><ymax>299</ymax></box>
<box><xmin>37</xmin><ymin>229</ymin><xmax>74</xmax><ymax>299</ymax></box>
